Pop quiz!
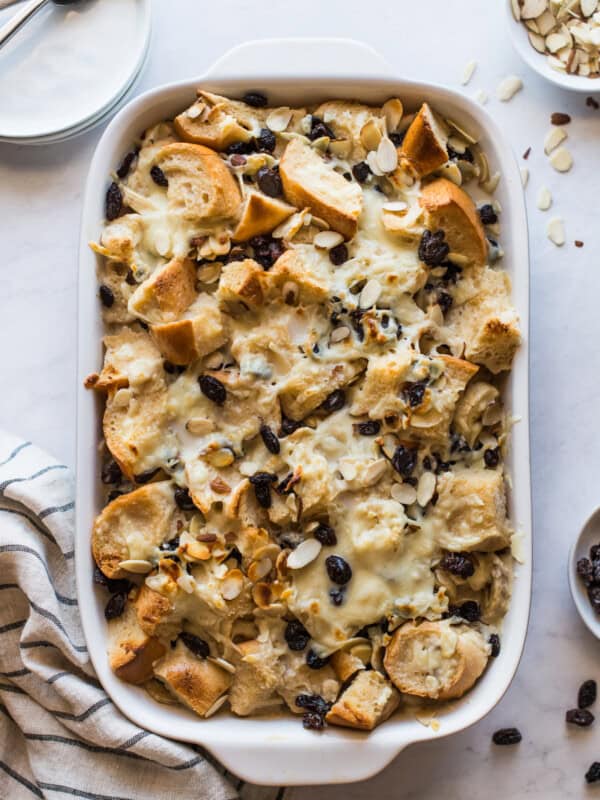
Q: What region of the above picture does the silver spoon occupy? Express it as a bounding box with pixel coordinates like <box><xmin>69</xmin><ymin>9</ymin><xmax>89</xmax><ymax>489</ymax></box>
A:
<box><xmin>0</xmin><ymin>0</ymin><xmax>77</xmax><ymax>49</ymax></box>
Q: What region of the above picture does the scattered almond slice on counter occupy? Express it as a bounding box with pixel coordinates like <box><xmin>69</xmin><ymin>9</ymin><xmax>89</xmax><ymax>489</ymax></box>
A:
<box><xmin>547</xmin><ymin>216</ymin><xmax>566</xmax><ymax>246</ymax></box>
<box><xmin>473</xmin><ymin>89</ymin><xmax>488</xmax><ymax>105</ymax></box>
<box><xmin>536</xmin><ymin>186</ymin><xmax>552</xmax><ymax>210</ymax></box>
<box><xmin>520</xmin><ymin>168</ymin><xmax>529</xmax><ymax>187</ymax></box>
<box><xmin>461</xmin><ymin>60</ymin><xmax>477</xmax><ymax>85</ymax></box>
<box><xmin>549</xmin><ymin>146</ymin><xmax>573</xmax><ymax>172</ymax></box>
<box><xmin>496</xmin><ymin>75</ymin><xmax>523</xmax><ymax>101</ymax></box>
<box><xmin>544</xmin><ymin>126</ymin><xmax>567</xmax><ymax>154</ymax></box>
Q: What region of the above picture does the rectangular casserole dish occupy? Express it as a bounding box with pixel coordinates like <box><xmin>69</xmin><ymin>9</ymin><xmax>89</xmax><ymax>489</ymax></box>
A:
<box><xmin>75</xmin><ymin>37</ymin><xmax>531</xmax><ymax>786</ymax></box>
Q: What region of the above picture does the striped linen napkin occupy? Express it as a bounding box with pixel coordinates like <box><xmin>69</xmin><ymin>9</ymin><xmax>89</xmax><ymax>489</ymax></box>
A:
<box><xmin>0</xmin><ymin>431</ymin><xmax>286</xmax><ymax>800</ymax></box>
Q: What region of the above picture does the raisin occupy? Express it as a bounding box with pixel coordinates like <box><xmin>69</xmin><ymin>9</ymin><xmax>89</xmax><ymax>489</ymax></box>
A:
<box><xmin>160</xmin><ymin>536</ymin><xmax>180</xmax><ymax>552</ymax></box>
<box><xmin>587</xmin><ymin>585</ymin><xmax>600</xmax><ymax>614</ymax></box>
<box><xmin>343</xmin><ymin>172</ymin><xmax>352</xmax><ymax>182</ymax></box>
<box><xmin>492</xmin><ymin>728</ymin><xmax>522</xmax><ymax>745</ymax></box>
<box><xmin>163</xmin><ymin>360</ymin><xmax>185</xmax><ymax>375</ymax></box>
<box><xmin>198</xmin><ymin>374</ymin><xmax>226</xmax><ymax>405</ymax></box>
<box><xmin>329</xmin><ymin>587</ymin><xmax>345</xmax><ymax>606</ymax></box>
<box><xmin>256</xmin><ymin>166</ymin><xmax>283</xmax><ymax>197</ymax></box>
<box><xmin>104</xmin><ymin>592</ymin><xmax>126</xmax><ymax>621</ymax></box>
<box><xmin>484</xmin><ymin>447</ymin><xmax>501</xmax><ymax>468</ymax></box>
<box><xmin>302</xmin><ymin>711</ymin><xmax>326</xmax><ymax>730</ymax></box>
<box><xmin>404</xmin><ymin>381</ymin><xmax>427</xmax><ymax>407</ymax></box>
<box><xmin>179</xmin><ymin>632</ymin><xmax>210</xmax><ymax>659</ymax></box>
<box><xmin>101</xmin><ymin>459</ymin><xmax>121</xmax><ymax>485</ymax></box>
<box><xmin>566</xmin><ymin>708</ymin><xmax>594</xmax><ymax>727</ymax></box>
<box><xmin>250</xmin><ymin>234</ymin><xmax>285</xmax><ymax>269</ymax></box>
<box><xmin>437</xmin><ymin>291</ymin><xmax>453</xmax><ymax>314</ymax></box>
<box><xmin>116</xmin><ymin>149</ymin><xmax>138</xmax><ymax>179</ymax></box>
<box><xmin>355</xmin><ymin>420</ymin><xmax>381</xmax><ymax>436</ymax></box>
<box><xmin>308</xmin><ymin>116</ymin><xmax>335</xmax><ymax>141</ymax></box>
<box><xmin>391</xmin><ymin>445</ymin><xmax>417</xmax><ymax>478</ymax></box>
<box><xmin>99</xmin><ymin>284</ymin><xmax>115</xmax><ymax>308</ymax></box>
<box><xmin>285</xmin><ymin>620</ymin><xmax>310</xmax><ymax>651</ymax></box>
<box><xmin>259</xmin><ymin>423</ymin><xmax>280</xmax><ymax>454</ymax></box>
<box><xmin>105</xmin><ymin>182</ymin><xmax>122</xmax><ymax>220</ymax></box>
<box><xmin>249</xmin><ymin>472</ymin><xmax>277</xmax><ymax>509</ymax></box>
<box><xmin>243</xmin><ymin>92</ymin><xmax>268</xmax><ymax>107</ymax></box>
<box><xmin>455</xmin><ymin>600</ymin><xmax>481</xmax><ymax>622</ymax></box>
<box><xmin>150</xmin><ymin>165</ymin><xmax>168</xmax><ymax>187</ymax></box>
<box><xmin>450</xmin><ymin>434</ymin><xmax>471</xmax><ymax>454</ymax></box>
<box><xmin>418</xmin><ymin>229</ymin><xmax>450</xmax><ymax>267</ymax></box>
<box><xmin>256</xmin><ymin>128</ymin><xmax>276</xmax><ymax>153</ymax></box>
<box><xmin>586</xmin><ymin>763</ymin><xmax>600</xmax><ymax>783</ymax></box>
<box><xmin>439</xmin><ymin>552</ymin><xmax>475</xmax><ymax>579</ymax></box>
<box><xmin>226</xmin><ymin>140</ymin><xmax>254</xmax><ymax>155</ymax></box>
<box><xmin>134</xmin><ymin>468</ymin><xmax>160</xmax><ymax>484</ymax></box>
<box><xmin>551</xmin><ymin>112</ymin><xmax>571</xmax><ymax>125</ymax></box>
<box><xmin>321</xmin><ymin>389</ymin><xmax>345</xmax><ymax>414</ymax></box>
<box><xmin>275</xmin><ymin>472</ymin><xmax>294</xmax><ymax>495</ymax></box>
<box><xmin>306</xmin><ymin>649</ymin><xmax>330</xmax><ymax>669</ymax></box>
<box><xmin>389</xmin><ymin>131</ymin><xmax>405</xmax><ymax>147</ymax></box>
<box><xmin>479</xmin><ymin>203</ymin><xmax>498</xmax><ymax>225</ymax></box>
<box><xmin>174</xmin><ymin>486</ymin><xmax>195</xmax><ymax>511</ymax></box>
<box><xmin>352</xmin><ymin>161</ymin><xmax>371</xmax><ymax>183</ymax></box>
<box><xmin>578</xmin><ymin>679</ymin><xmax>597</xmax><ymax>709</ymax></box>
<box><xmin>329</xmin><ymin>243</ymin><xmax>348</xmax><ymax>266</ymax></box>
<box><xmin>280</xmin><ymin>416</ymin><xmax>302</xmax><ymax>437</ymax></box>
<box><xmin>314</xmin><ymin>523</ymin><xmax>337</xmax><ymax>546</ymax></box>
<box><xmin>107</xmin><ymin>490</ymin><xmax>124</xmax><ymax>502</ymax></box>
<box><xmin>325</xmin><ymin>555</ymin><xmax>352</xmax><ymax>585</ymax></box>
<box><xmin>489</xmin><ymin>633</ymin><xmax>501</xmax><ymax>658</ymax></box>
<box><xmin>591</xmin><ymin>544</ymin><xmax>600</xmax><ymax>561</ymax></box>
<box><xmin>296</xmin><ymin>693</ymin><xmax>331</xmax><ymax>715</ymax></box>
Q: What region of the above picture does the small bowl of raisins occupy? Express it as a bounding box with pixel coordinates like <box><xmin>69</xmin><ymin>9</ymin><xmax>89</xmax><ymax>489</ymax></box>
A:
<box><xmin>569</xmin><ymin>507</ymin><xmax>600</xmax><ymax>638</ymax></box>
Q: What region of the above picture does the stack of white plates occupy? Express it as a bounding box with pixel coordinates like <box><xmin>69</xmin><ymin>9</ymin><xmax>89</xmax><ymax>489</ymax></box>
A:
<box><xmin>0</xmin><ymin>0</ymin><xmax>151</xmax><ymax>145</ymax></box>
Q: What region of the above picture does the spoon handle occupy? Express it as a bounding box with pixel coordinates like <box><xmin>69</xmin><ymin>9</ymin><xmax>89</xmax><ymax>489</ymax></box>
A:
<box><xmin>0</xmin><ymin>0</ymin><xmax>50</xmax><ymax>49</ymax></box>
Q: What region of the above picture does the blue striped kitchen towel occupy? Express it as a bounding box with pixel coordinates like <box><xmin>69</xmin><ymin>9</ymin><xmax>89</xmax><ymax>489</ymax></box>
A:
<box><xmin>0</xmin><ymin>432</ymin><xmax>286</xmax><ymax>800</ymax></box>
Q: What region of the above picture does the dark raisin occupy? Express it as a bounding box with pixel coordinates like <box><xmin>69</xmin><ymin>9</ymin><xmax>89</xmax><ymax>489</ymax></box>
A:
<box><xmin>296</xmin><ymin>693</ymin><xmax>331</xmax><ymax>715</ymax></box>
<box><xmin>306</xmin><ymin>649</ymin><xmax>330</xmax><ymax>669</ymax></box>
<box><xmin>104</xmin><ymin>592</ymin><xmax>126</xmax><ymax>621</ymax></box>
<box><xmin>479</xmin><ymin>204</ymin><xmax>498</xmax><ymax>225</ymax></box>
<box><xmin>437</xmin><ymin>291</ymin><xmax>453</xmax><ymax>314</ymax></box>
<box><xmin>125</xmin><ymin>268</ymin><xmax>137</xmax><ymax>286</ymax></box>
<box><xmin>116</xmin><ymin>149</ymin><xmax>138</xmax><ymax>179</ymax></box>
<box><xmin>566</xmin><ymin>708</ymin><xmax>594</xmax><ymax>727</ymax></box>
<box><xmin>588</xmin><ymin>585</ymin><xmax>600</xmax><ymax>614</ymax></box>
<box><xmin>489</xmin><ymin>633</ymin><xmax>501</xmax><ymax>658</ymax></box>
<box><xmin>484</xmin><ymin>447</ymin><xmax>501</xmax><ymax>468</ymax></box>
<box><xmin>250</xmin><ymin>234</ymin><xmax>285</xmax><ymax>269</ymax></box>
<box><xmin>134</xmin><ymin>468</ymin><xmax>160</xmax><ymax>484</ymax></box>
<box><xmin>256</xmin><ymin>128</ymin><xmax>276</xmax><ymax>153</ymax></box>
<box><xmin>389</xmin><ymin>131</ymin><xmax>405</xmax><ymax>147</ymax></box>
<box><xmin>586</xmin><ymin>763</ymin><xmax>600</xmax><ymax>783</ymax></box>
<box><xmin>93</xmin><ymin>565</ymin><xmax>108</xmax><ymax>587</ymax></box>
<box><xmin>285</xmin><ymin>620</ymin><xmax>310</xmax><ymax>651</ymax></box>
<box><xmin>302</xmin><ymin>711</ymin><xmax>326</xmax><ymax>730</ymax></box>
<box><xmin>249</xmin><ymin>472</ymin><xmax>278</xmax><ymax>486</ymax></box>
<box><xmin>243</xmin><ymin>92</ymin><xmax>268</xmax><ymax>107</ymax></box>
<box><xmin>329</xmin><ymin>243</ymin><xmax>348</xmax><ymax>266</ymax></box>
<box><xmin>229</xmin><ymin>154</ymin><xmax>247</xmax><ymax>167</ymax></box>
<box><xmin>442</xmin><ymin>262</ymin><xmax>463</xmax><ymax>284</ymax></box>
<box><xmin>343</xmin><ymin>172</ymin><xmax>352</xmax><ymax>181</ymax></box>
<box><xmin>356</xmin><ymin>420</ymin><xmax>381</xmax><ymax>436</ymax></box>
<box><xmin>423</xmin><ymin>456</ymin><xmax>432</xmax><ymax>471</ymax></box>
<box><xmin>275</xmin><ymin>472</ymin><xmax>294</xmax><ymax>495</ymax></box>
<box><xmin>99</xmin><ymin>284</ymin><xmax>115</xmax><ymax>308</ymax></box>
<box><xmin>404</xmin><ymin>381</ymin><xmax>427</xmax><ymax>408</ymax></box>
<box><xmin>256</xmin><ymin>166</ymin><xmax>283</xmax><ymax>197</ymax></box>
<box><xmin>450</xmin><ymin>434</ymin><xmax>471</xmax><ymax>454</ymax></box>
<box><xmin>433</xmin><ymin>453</ymin><xmax>453</xmax><ymax>474</ymax></box>
<box><xmin>418</xmin><ymin>229</ymin><xmax>450</xmax><ymax>267</ymax></box>
<box><xmin>391</xmin><ymin>445</ymin><xmax>417</xmax><ymax>478</ymax></box>
<box><xmin>101</xmin><ymin>460</ymin><xmax>121</xmax><ymax>485</ymax></box>
<box><xmin>325</xmin><ymin>555</ymin><xmax>352</xmax><ymax>585</ymax></box>
<box><xmin>314</xmin><ymin>523</ymin><xmax>337</xmax><ymax>547</ymax></box>
<box><xmin>492</xmin><ymin>728</ymin><xmax>522</xmax><ymax>746</ymax></box>
<box><xmin>578</xmin><ymin>679</ymin><xmax>597</xmax><ymax>709</ymax></box>
<box><xmin>260</xmin><ymin>423</ymin><xmax>280</xmax><ymax>454</ymax></box>
<box><xmin>329</xmin><ymin>588</ymin><xmax>345</xmax><ymax>606</ymax></box>
<box><xmin>105</xmin><ymin>182</ymin><xmax>122</xmax><ymax>220</ymax></box>
<box><xmin>352</xmin><ymin>161</ymin><xmax>371</xmax><ymax>183</ymax></box>
<box><xmin>439</xmin><ymin>552</ymin><xmax>475</xmax><ymax>580</ymax></box>
<box><xmin>308</xmin><ymin>116</ymin><xmax>335</xmax><ymax>141</ymax></box>
<box><xmin>150</xmin><ymin>165</ymin><xmax>168</xmax><ymax>187</ymax></box>
<box><xmin>174</xmin><ymin>486</ymin><xmax>195</xmax><ymax>511</ymax></box>
<box><xmin>321</xmin><ymin>389</ymin><xmax>345</xmax><ymax>414</ymax></box>
<box><xmin>163</xmin><ymin>360</ymin><xmax>185</xmax><ymax>375</ymax></box>
<box><xmin>179</xmin><ymin>632</ymin><xmax>210</xmax><ymax>658</ymax></box>
<box><xmin>280</xmin><ymin>416</ymin><xmax>302</xmax><ymax>437</ymax></box>
<box><xmin>249</xmin><ymin>472</ymin><xmax>277</xmax><ymax>509</ymax></box>
<box><xmin>107</xmin><ymin>489</ymin><xmax>124</xmax><ymax>502</ymax></box>
<box><xmin>226</xmin><ymin>140</ymin><xmax>254</xmax><ymax>155</ymax></box>
<box><xmin>591</xmin><ymin>544</ymin><xmax>600</xmax><ymax>561</ymax></box>
<box><xmin>551</xmin><ymin>112</ymin><xmax>571</xmax><ymax>125</ymax></box>
<box><xmin>455</xmin><ymin>600</ymin><xmax>481</xmax><ymax>622</ymax></box>
<box><xmin>160</xmin><ymin>535</ymin><xmax>180</xmax><ymax>552</ymax></box>
<box><xmin>198</xmin><ymin>374</ymin><xmax>226</xmax><ymax>405</ymax></box>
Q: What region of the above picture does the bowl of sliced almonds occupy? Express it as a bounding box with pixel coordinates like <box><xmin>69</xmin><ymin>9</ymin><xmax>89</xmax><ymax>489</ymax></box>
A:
<box><xmin>507</xmin><ymin>0</ymin><xmax>600</xmax><ymax>90</ymax></box>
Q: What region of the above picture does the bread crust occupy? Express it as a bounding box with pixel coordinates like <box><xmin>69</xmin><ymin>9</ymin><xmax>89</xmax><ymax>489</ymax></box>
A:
<box><xmin>151</xmin><ymin>294</ymin><xmax>227</xmax><ymax>365</ymax></box>
<box><xmin>128</xmin><ymin>257</ymin><xmax>197</xmax><ymax>324</ymax></box>
<box><xmin>326</xmin><ymin>670</ymin><xmax>400</xmax><ymax>730</ymax></box>
<box><xmin>108</xmin><ymin>603</ymin><xmax>166</xmax><ymax>685</ymax></box>
<box><xmin>154</xmin><ymin>641</ymin><xmax>231</xmax><ymax>717</ymax></box>
<box><xmin>233</xmin><ymin>191</ymin><xmax>295</xmax><ymax>242</ymax></box>
<box><xmin>174</xmin><ymin>91</ymin><xmax>266</xmax><ymax>150</ymax></box>
<box><xmin>217</xmin><ymin>258</ymin><xmax>265</xmax><ymax>311</ymax></box>
<box><xmin>399</xmin><ymin>103</ymin><xmax>449</xmax><ymax>178</ymax></box>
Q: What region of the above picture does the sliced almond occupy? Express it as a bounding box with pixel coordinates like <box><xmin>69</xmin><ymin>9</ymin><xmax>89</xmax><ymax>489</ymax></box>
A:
<box><xmin>382</xmin><ymin>98</ymin><xmax>404</xmax><ymax>133</ymax></box>
<box><xmin>544</xmin><ymin>126</ymin><xmax>567</xmax><ymax>154</ymax></box>
<box><xmin>461</xmin><ymin>60</ymin><xmax>477</xmax><ymax>85</ymax></box>
<box><xmin>511</xmin><ymin>0</ymin><xmax>522</xmax><ymax>20</ymax></box>
<box><xmin>496</xmin><ymin>75</ymin><xmax>523</xmax><ymax>101</ymax></box>
<box><xmin>112</xmin><ymin>388</ymin><xmax>131</xmax><ymax>408</ymax></box>
<box><xmin>330</xmin><ymin>326</ymin><xmax>351</xmax><ymax>343</ymax></box>
<box><xmin>382</xmin><ymin>200</ymin><xmax>408</xmax><ymax>213</ymax></box>
<box><xmin>536</xmin><ymin>9</ymin><xmax>557</xmax><ymax>35</ymax></box>
<box><xmin>363</xmin><ymin>459</ymin><xmax>388</xmax><ymax>486</ymax></box>
<box><xmin>547</xmin><ymin>216</ymin><xmax>565</xmax><ymax>246</ymax></box>
<box><xmin>474</xmin><ymin>89</ymin><xmax>489</xmax><ymax>105</ymax></box>
<box><xmin>520</xmin><ymin>167</ymin><xmax>530</xmax><ymax>187</ymax></box>
<box><xmin>314</xmin><ymin>230</ymin><xmax>344</xmax><ymax>250</ymax></box>
<box><xmin>186</xmin><ymin>541</ymin><xmax>212</xmax><ymax>561</ymax></box>
<box><xmin>521</xmin><ymin>0</ymin><xmax>548</xmax><ymax>18</ymax></box>
<box><xmin>528</xmin><ymin>30</ymin><xmax>547</xmax><ymax>52</ymax></box>
<box><xmin>376</xmin><ymin>137</ymin><xmax>399</xmax><ymax>173</ymax></box>
<box><xmin>482</xmin><ymin>402</ymin><xmax>504</xmax><ymax>426</ymax></box>
<box><xmin>248</xmin><ymin>557</ymin><xmax>273</xmax><ymax>583</ymax></box>
<box><xmin>366</xmin><ymin>149</ymin><xmax>384</xmax><ymax>177</ymax></box>
<box><xmin>359</xmin><ymin>278</ymin><xmax>382</xmax><ymax>309</ymax></box>
<box><xmin>536</xmin><ymin>186</ymin><xmax>552</xmax><ymax>210</ymax></box>
<box><xmin>582</xmin><ymin>0</ymin><xmax>599</xmax><ymax>17</ymax></box>
<box><xmin>204</xmin><ymin>694</ymin><xmax>228</xmax><ymax>718</ymax></box>
<box><xmin>549</xmin><ymin>145</ymin><xmax>573</xmax><ymax>172</ymax></box>
<box><xmin>329</xmin><ymin>139</ymin><xmax>352</xmax><ymax>159</ymax></box>
<box><xmin>186</xmin><ymin>417</ymin><xmax>215</xmax><ymax>436</ymax></box>
<box><xmin>286</xmin><ymin>538</ymin><xmax>322</xmax><ymax>569</ymax></box>
<box><xmin>206</xmin><ymin>448</ymin><xmax>235</xmax><ymax>468</ymax></box>
<box><xmin>360</xmin><ymin>118</ymin><xmax>383</xmax><ymax>151</ymax></box>
<box><xmin>118</xmin><ymin>559</ymin><xmax>153</xmax><ymax>574</ymax></box>
<box><xmin>481</xmin><ymin>171</ymin><xmax>501</xmax><ymax>194</ymax></box>
<box><xmin>416</xmin><ymin>471</ymin><xmax>437</xmax><ymax>507</ymax></box>
<box><xmin>547</xmin><ymin>54</ymin><xmax>566</xmax><ymax>72</ymax></box>
<box><xmin>221</xmin><ymin>569</ymin><xmax>244</xmax><ymax>600</ymax></box>
<box><xmin>391</xmin><ymin>482</ymin><xmax>417</xmax><ymax>505</ymax></box>
<box><xmin>266</xmin><ymin>107</ymin><xmax>293</xmax><ymax>132</ymax></box>
<box><xmin>176</xmin><ymin>572</ymin><xmax>195</xmax><ymax>594</ymax></box>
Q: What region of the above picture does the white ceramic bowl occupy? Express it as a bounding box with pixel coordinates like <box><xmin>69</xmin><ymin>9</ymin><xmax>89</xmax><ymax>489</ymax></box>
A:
<box><xmin>75</xmin><ymin>38</ymin><xmax>532</xmax><ymax>786</ymax></box>
<box><xmin>505</xmin><ymin>0</ymin><xmax>595</xmax><ymax>92</ymax></box>
<box><xmin>568</xmin><ymin>507</ymin><xmax>600</xmax><ymax>637</ymax></box>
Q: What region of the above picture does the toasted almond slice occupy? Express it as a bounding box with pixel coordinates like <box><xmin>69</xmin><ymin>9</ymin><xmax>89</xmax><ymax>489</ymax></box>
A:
<box><xmin>544</xmin><ymin>126</ymin><xmax>567</xmax><ymax>154</ymax></box>
<box><xmin>360</xmin><ymin>118</ymin><xmax>383</xmax><ymax>151</ymax></box>
<box><xmin>547</xmin><ymin>216</ymin><xmax>565</xmax><ymax>246</ymax></box>
<box><xmin>416</xmin><ymin>471</ymin><xmax>437</xmax><ymax>507</ymax></box>
<box><xmin>383</xmin><ymin>98</ymin><xmax>404</xmax><ymax>133</ymax></box>
<box><xmin>521</xmin><ymin>0</ymin><xmax>548</xmax><ymax>18</ymax></box>
<box><xmin>286</xmin><ymin>538</ymin><xmax>322</xmax><ymax>569</ymax></box>
<box><xmin>496</xmin><ymin>75</ymin><xmax>523</xmax><ymax>101</ymax></box>
<box><xmin>330</xmin><ymin>326</ymin><xmax>351</xmax><ymax>343</ymax></box>
<box><xmin>266</xmin><ymin>107</ymin><xmax>293</xmax><ymax>132</ymax></box>
<box><xmin>363</xmin><ymin>459</ymin><xmax>388</xmax><ymax>486</ymax></box>
<box><xmin>359</xmin><ymin>278</ymin><xmax>382</xmax><ymax>309</ymax></box>
<box><xmin>536</xmin><ymin>186</ymin><xmax>552</xmax><ymax>210</ymax></box>
<box><xmin>520</xmin><ymin>167</ymin><xmax>529</xmax><ymax>187</ymax></box>
<box><xmin>536</xmin><ymin>9</ymin><xmax>557</xmax><ymax>35</ymax></box>
<box><xmin>446</xmin><ymin>118</ymin><xmax>479</xmax><ymax>145</ymax></box>
<box><xmin>528</xmin><ymin>30</ymin><xmax>547</xmax><ymax>52</ymax></box>
<box><xmin>511</xmin><ymin>0</ymin><xmax>522</xmax><ymax>19</ymax></box>
<box><xmin>206</xmin><ymin>448</ymin><xmax>235</xmax><ymax>468</ymax></box>
<box><xmin>366</xmin><ymin>149</ymin><xmax>384</xmax><ymax>177</ymax></box>
<box><xmin>204</xmin><ymin>694</ymin><xmax>228</xmax><ymax>718</ymax></box>
<box><xmin>329</xmin><ymin>139</ymin><xmax>352</xmax><ymax>159</ymax></box>
<box><xmin>186</xmin><ymin>417</ymin><xmax>215</xmax><ymax>435</ymax></box>
<box><xmin>391</xmin><ymin>482</ymin><xmax>417</xmax><ymax>505</ymax></box>
<box><xmin>118</xmin><ymin>559</ymin><xmax>153</xmax><ymax>574</ymax></box>
<box><xmin>221</xmin><ymin>568</ymin><xmax>244</xmax><ymax>600</ymax></box>
<box><xmin>549</xmin><ymin>146</ymin><xmax>573</xmax><ymax>172</ymax></box>
<box><xmin>314</xmin><ymin>230</ymin><xmax>345</xmax><ymax>250</ymax></box>
<box><xmin>525</xmin><ymin>18</ymin><xmax>540</xmax><ymax>31</ymax></box>
<box><xmin>177</xmin><ymin>571</ymin><xmax>195</xmax><ymax>593</ymax></box>
<box><xmin>186</xmin><ymin>541</ymin><xmax>212</xmax><ymax>561</ymax></box>
<box><xmin>382</xmin><ymin>200</ymin><xmax>408</xmax><ymax>213</ymax></box>
<box><xmin>547</xmin><ymin>53</ymin><xmax>566</xmax><ymax>71</ymax></box>
<box><xmin>461</xmin><ymin>60</ymin><xmax>477</xmax><ymax>85</ymax></box>
<box><xmin>376</xmin><ymin>137</ymin><xmax>399</xmax><ymax>173</ymax></box>
<box><xmin>248</xmin><ymin>557</ymin><xmax>273</xmax><ymax>582</ymax></box>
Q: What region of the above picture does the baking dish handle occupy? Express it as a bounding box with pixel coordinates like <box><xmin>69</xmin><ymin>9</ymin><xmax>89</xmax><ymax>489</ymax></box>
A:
<box><xmin>204</xmin><ymin>37</ymin><xmax>392</xmax><ymax>81</ymax></box>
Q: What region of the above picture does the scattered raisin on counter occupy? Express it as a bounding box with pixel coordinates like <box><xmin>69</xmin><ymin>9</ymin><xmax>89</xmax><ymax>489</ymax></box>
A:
<box><xmin>578</xmin><ymin>679</ymin><xmax>597</xmax><ymax>709</ymax></box>
<box><xmin>492</xmin><ymin>728</ymin><xmax>522</xmax><ymax>746</ymax></box>
<box><xmin>150</xmin><ymin>165</ymin><xmax>169</xmax><ymax>187</ymax></box>
<box><xmin>325</xmin><ymin>555</ymin><xmax>352</xmax><ymax>585</ymax></box>
<box><xmin>489</xmin><ymin>633</ymin><xmax>501</xmax><ymax>658</ymax></box>
<box><xmin>566</xmin><ymin>708</ymin><xmax>594</xmax><ymax>727</ymax></box>
<box><xmin>418</xmin><ymin>229</ymin><xmax>450</xmax><ymax>266</ymax></box>
<box><xmin>105</xmin><ymin>181</ymin><xmax>122</xmax><ymax>220</ymax></box>
<box><xmin>243</xmin><ymin>92</ymin><xmax>268</xmax><ymax>107</ymax></box>
<box><xmin>179</xmin><ymin>632</ymin><xmax>210</xmax><ymax>659</ymax></box>
<box><xmin>198</xmin><ymin>374</ymin><xmax>227</xmax><ymax>405</ymax></box>
<box><xmin>439</xmin><ymin>552</ymin><xmax>475</xmax><ymax>580</ymax></box>
<box><xmin>586</xmin><ymin>762</ymin><xmax>600</xmax><ymax>784</ymax></box>
<box><xmin>259</xmin><ymin>423</ymin><xmax>280</xmax><ymax>455</ymax></box>
<box><xmin>285</xmin><ymin>620</ymin><xmax>310</xmax><ymax>651</ymax></box>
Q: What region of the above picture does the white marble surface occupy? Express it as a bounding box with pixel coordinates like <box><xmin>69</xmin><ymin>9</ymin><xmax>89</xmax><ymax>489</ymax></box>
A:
<box><xmin>2</xmin><ymin>0</ymin><xmax>600</xmax><ymax>797</ymax></box>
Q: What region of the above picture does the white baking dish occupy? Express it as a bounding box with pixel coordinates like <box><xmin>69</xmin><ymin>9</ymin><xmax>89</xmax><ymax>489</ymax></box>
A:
<box><xmin>75</xmin><ymin>38</ymin><xmax>532</xmax><ymax>786</ymax></box>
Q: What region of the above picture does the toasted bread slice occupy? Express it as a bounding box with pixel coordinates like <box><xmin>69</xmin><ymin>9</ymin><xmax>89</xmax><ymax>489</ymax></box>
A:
<box><xmin>128</xmin><ymin>257</ymin><xmax>197</xmax><ymax>324</ymax></box>
<box><xmin>431</xmin><ymin>467</ymin><xmax>510</xmax><ymax>552</ymax></box>
<box><xmin>154</xmin><ymin>640</ymin><xmax>231</xmax><ymax>717</ymax></box>
<box><xmin>329</xmin><ymin>649</ymin><xmax>366</xmax><ymax>684</ymax></box>
<box><xmin>280</xmin><ymin>358</ymin><xmax>367</xmax><ymax>421</ymax></box>
<box><xmin>399</xmin><ymin>103</ymin><xmax>449</xmax><ymax>178</ymax></box>
<box><xmin>154</xmin><ymin>142</ymin><xmax>241</xmax><ymax>223</ymax></box>
<box><xmin>419</xmin><ymin>178</ymin><xmax>487</xmax><ymax>267</ymax></box>
<box><xmin>174</xmin><ymin>91</ymin><xmax>266</xmax><ymax>150</ymax></box>
<box><xmin>350</xmin><ymin>351</ymin><xmax>414</xmax><ymax>419</ymax></box>
<box><xmin>134</xmin><ymin>583</ymin><xmax>179</xmax><ymax>639</ymax></box>
<box><xmin>151</xmin><ymin>293</ymin><xmax>228</xmax><ymax>365</ymax></box>
<box><xmin>279</xmin><ymin>137</ymin><xmax>363</xmax><ymax>239</ymax></box>
<box><xmin>384</xmin><ymin>621</ymin><xmax>489</xmax><ymax>700</ymax></box>
<box><xmin>262</xmin><ymin>249</ymin><xmax>329</xmax><ymax>305</ymax></box>
<box><xmin>84</xmin><ymin>328</ymin><xmax>164</xmax><ymax>392</ymax></box>
<box><xmin>92</xmin><ymin>481</ymin><xmax>181</xmax><ymax>579</ymax></box>
<box><xmin>326</xmin><ymin>670</ymin><xmax>400</xmax><ymax>731</ymax></box>
<box><xmin>233</xmin><ymin>191</ymin><xmax>295</xmax><ymax>242</ymax></box>
<box><xmin>217</xmin><ymin>258</ymin><xmax>264</xmax><ymax>312</ymax></box>
<box><xmin>108</xmin><ymin>603</ymin><xmax>166</xmax><ymax>685</ymax></box>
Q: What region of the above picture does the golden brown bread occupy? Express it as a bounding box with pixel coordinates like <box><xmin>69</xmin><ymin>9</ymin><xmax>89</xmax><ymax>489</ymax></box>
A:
<box><xmin>151</xmin><ymin>294</ymin><xmax>228</xmax><ymax>365</ymax></box>
<box><xmin>128</xmin><ymin>257</ymin><xmax>197</xmax><ymax>324</ymax></box>
<box><xmin>326</xmin><ymin>670</ymin><xmax>400</xmax><ymax>730</ymax></box>
<box><xmin>233</xmin><ymin>191</ymin><xmax>295</xmax><ymax>242</ymax></box>
<box><xmin>262</xmin><ymin>249</ymin><xmax>329</xmax><ymax>305</ymax></box>
<box><xmin>399</xmin><ymin>103</ymin><xmax>449</xmax><ymax>178</ymax></box>
<box><xmin>217</xmin><ymin>258</ymin><xmax>265</xmax><ymax>311</ymax></box>
<box><xmin>84</xmin><ymin>328</ymin><xmax>163</xmax><ymax>393</ymax></box>
<box><xmin>173</xmin><ymin>91</ymin><xmax>266</xmax><ymax>150</ymax></box>
<box><xmin>108</xmin><ymin>603</ymin><xmax>166</xmax><ymax>685</ymax></box>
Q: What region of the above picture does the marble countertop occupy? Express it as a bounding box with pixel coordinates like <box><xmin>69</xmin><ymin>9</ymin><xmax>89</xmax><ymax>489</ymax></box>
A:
<box><xmin>2</xmin><ymin>0</ymin><xmax>600</xmax><ymax>797</ymax></box>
